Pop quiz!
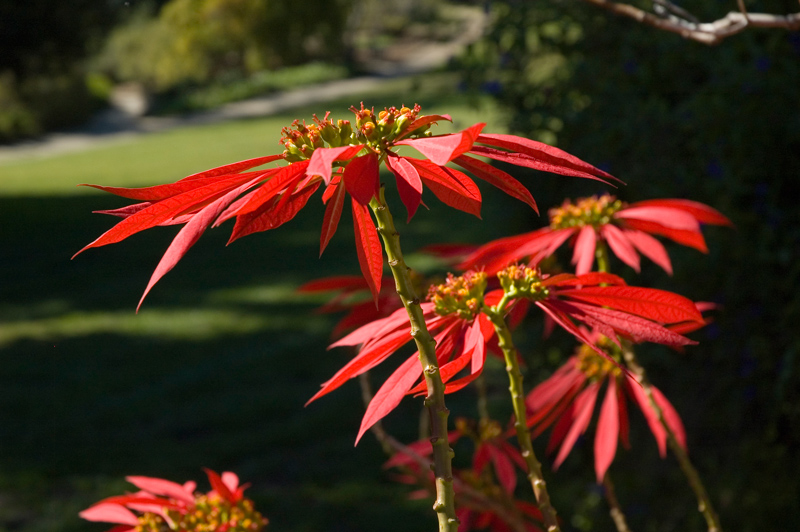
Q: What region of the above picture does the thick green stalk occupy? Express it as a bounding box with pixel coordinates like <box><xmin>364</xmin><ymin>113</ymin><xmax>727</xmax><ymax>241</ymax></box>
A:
<box><xmin>485</xmin><ymin>295</ymin><xmax>561</xmax><ymax>532</ymax></box>
<box><xmin>369</xmin><ymin>190</ymin><xmax>458</xmax><ymax>532</ymax></box>
<box><xmin>595</xmin><ymin>243</ymin><xmax>722</xmax><ymax>532</ymax></box>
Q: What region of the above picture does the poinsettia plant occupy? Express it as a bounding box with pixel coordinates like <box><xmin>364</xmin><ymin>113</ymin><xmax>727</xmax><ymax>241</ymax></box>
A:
<box><xmin>77</xmin><ymin>102</ymin><xmax>728</xmax><ymax>532</ymax></box>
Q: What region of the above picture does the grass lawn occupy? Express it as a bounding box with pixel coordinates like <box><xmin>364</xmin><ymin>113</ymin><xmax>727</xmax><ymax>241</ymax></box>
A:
<box><xmin>0</xmin><ymin>73</ymin><xmax>545</xmax><ymax>532</ymax></box>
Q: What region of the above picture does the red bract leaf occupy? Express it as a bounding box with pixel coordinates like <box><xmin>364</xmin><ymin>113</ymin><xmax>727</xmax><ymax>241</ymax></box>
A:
<box><xmin>625</xmin><ymin>378</ymin><xmax>668</xmax><ymax>456</ymax></box>
<box><xmin>486</xmin><ymin>443</ymin><xmax>518</xmax><ymax>494</ymax></box>
<box><xmin>559</xmin><ymin>286</ymin><xmax>703</xmax><ymax>324</ymax></box>
<box><xmin>407</xmin><ymin>158</ymin><xmax>482</xmax><ymax>218</ymax></box>
<box><xmin>125</xmin><ymin>476</ymin><xmax>195</xmax><ymax>504</ymax></box>
<box><xmin>179</xmin><ymin>155</ymin><xmax>284</xmax><ymax>181</ymax></box>
<box><xmin>319</xmin><ymin>180</ymin><xmax>346</xmax><ymax>256</ymax></box>
<box><xmin>343</xmin><ymin>152</ymin><xmax>380</xmax><ymax>205</ymax></box>
<box><xmin>545</xmin><ymin>271</ymin><xmax>626</xmax><ymax>288</ymax></box>
<box><xmin>594</xmin><ymin>378</ymin><xmax>619</xmax><ymax>482</ymax></box>
<box><xmin>623</xmin><ymin>228</ymin><xmax>673</xmax><ymax>275</ymax></box>
<box><xmin>97</xmin><ymin>495</ymin><xmax>185</xmax><ymax>511</ymax></box>
<box><xmin>227</xmin><ymin>162</ymin><xmax>309</xmax><ymax>219</ymax></box>
<box><xmin>73</xmin><ymin>174</ymin><xmax>257</xmax><ymax>257</ymax></box>
<box><xmin>571</xmin><ymin>226</ymin><xmax>597</xmax><ymax>275</ymax></box>
<box><xmin>310</xmin><ymin>327</ymin><xmax>413</xmax><ymax>404</ymax></box>
<box><xmin>351</xmin><ymin>199</ymin><xmax>383</xmax><ymax>305</ymax></box>
<box><xmin>79</xmin><ymin>503</ymin><xmax>139</xmax><ymax>525</ymax></box>
<box><xmin>203</xmin><ymin>468</ymin><xmax>235</xmax><ymax>503</ymax></box>
<box><xmin>472</xmin><ymin>133</ymin><xmax>618</xmax><ymax>182</ymax></box>
<box><xmin>458</xmin><ymin>230</ymin><xmax>541</xmax><ymax>272</ymax></box>
<box><xmin>651</xmin><ymin>385</ymin><xmax>687</xmax><ymax>451</ymax></box>
<box><xmin>602</xmin><ymin>223</ymin><xmax>641</xmax><ymax>272</ymax></box>
<box><xmin>228</xmin><ymin>180</ymin><xmax>320</xmax><ymax>243</ymax></box>
<box><xmin>396</xmin><ymin>123</ymin><xmax>485</xmax><ymax>165</ymax></box>
<box><xmin>396</xmin><ymin>114</ymin><xmax>452</xmax><ymax>140</ymax></box>
<box><xmin>357</xmin><ymin>354</ymin><xmax>423</xmax><ymax>444</ymax></box>
<box><xmin>561</xmin><ymin>301</ymin><xmax>697</xmax><ymax>346</ymax></box>
<box><xmin>621</xmin><ymin>217</ymin><xmax>708</xmax><ymax>252</ymax></box>
<box><xmin>630</xmin><ymin>199</ymin><xmax>732</xmax><ymax>226</ymax></box>
<box><xmin>453</xmin><ymin>154</ymin><xmax>538</xmax><ymax>213</ymax></box>
<box><xmin>306</xmin><ymin>145</ymin><xmax>365</xmax><ymax>184</ymax></box>
<box><xmin>385</xmin><ymin>155</ymin><xmax>423</xmax><ymax>221</ymax></box>
<box><xmin>95</xmin><ymin>202</ymin><xmax>153</xmax><ymax>218</ymax></box>
<box><xmin>553</xmin><ymin>382</ymin><xmax>600</xmax><ymax>468</ymax></box>
<box><xmin>617</xmin><ymin>206</ymin><xmax>701</xmax><ymax>232</ymax></box>
<box><xmin>329</xmin><ymin>305</ymin><xmax>413</xmax><ymax>349</ymax></box>
<box><xmin>137</xmin><ymin>176</ymin><xmax>264</xmax><ymax>310</ymax></box>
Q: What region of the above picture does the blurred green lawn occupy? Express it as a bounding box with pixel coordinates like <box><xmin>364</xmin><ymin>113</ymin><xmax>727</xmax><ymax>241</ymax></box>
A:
<box><xmin>0</xmin><ymin>74</ymin><xmax>537</xmax><ymax>532</ymax></box>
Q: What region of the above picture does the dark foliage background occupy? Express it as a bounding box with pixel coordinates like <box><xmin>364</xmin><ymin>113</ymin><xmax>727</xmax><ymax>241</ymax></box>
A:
<box><xmin>459</xmin><ymin>1</ymin><xmax>800</xmax><ymax>530</ymax></box>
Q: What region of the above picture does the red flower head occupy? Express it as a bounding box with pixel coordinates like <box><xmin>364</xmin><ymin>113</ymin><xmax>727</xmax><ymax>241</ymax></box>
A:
<box><xmin>307</xmin><ymin>267</ymin><xmax>701</xmax><ymax>442</ymax></box>
<box><xmin>460</xmin><ymin>194</ymin><xmax>732</xmax><ymax>275</ymax></box>
<box><xmin>79</xmin><ymin>469</ymin><xmax>267</xmax><ymax>532</ymax></box>
<box><xmin>526</xmin><ymin>334</ymin><xmax>687</xmax><ymax>482</ymax></box>
<box><xmin>74</xmin><ymin>104</ymin><xmax>616</xmax><ymax>309</ymax></box>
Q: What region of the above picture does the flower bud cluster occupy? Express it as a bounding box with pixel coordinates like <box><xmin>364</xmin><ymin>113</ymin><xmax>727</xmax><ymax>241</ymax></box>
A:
<box><xmin>497</xmin><ymin>265</ymin><xmax>550</xmax><ymax>301</ymax></box>
<box><xmin>548</xmin><ymin>194</ymin><xmax>625</xmax><ymax>230</ymax></box>
<box><xmin>428</xmin><ymin>271</ymin><xmax>487</xmax><ymax>320</ymax></box>
<box><xmin>576</xmin><ymin>337</ymin><xmax>623</xmax><ymax>381</ymax></box>
<box><xmin>280</xmin><ymin>103</ymin><xmax>430</xmax><ymax>163</ymax></box>
<box><xmin>135</xmin><ymin>493</ymin><xmax>268</xmax><ymax>532</ymax></box>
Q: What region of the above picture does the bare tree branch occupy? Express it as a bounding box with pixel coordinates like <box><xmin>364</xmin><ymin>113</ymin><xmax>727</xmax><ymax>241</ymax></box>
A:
<box><xmin>579</xmin><ymin>0</ymin><xmax>800</xmax><ymax>45</ymax></box>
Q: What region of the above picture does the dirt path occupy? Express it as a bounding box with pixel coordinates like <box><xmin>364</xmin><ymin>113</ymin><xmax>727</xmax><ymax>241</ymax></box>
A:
<box><xmin>0</xmin><ymin>6</ymin><xmax>486</xmax><ymax>165</ymax></box>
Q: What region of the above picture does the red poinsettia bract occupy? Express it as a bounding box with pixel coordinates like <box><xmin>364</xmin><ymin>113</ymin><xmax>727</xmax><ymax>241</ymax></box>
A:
<box><xmin>74</xmin><ymin>104</ymin><xmax>616</xmax><ymax>309</ymax></box>
<box><xmin>308</xmin><ymin>268</ymin><xmax>701</xmax><ymax>442</ymax></box>
<box><xmin>460</xmin><ymin>194</ymin><xmax>732</xmax><ymax>275</ymax></box>
<box><xmin>526</xmin><ymin>336</ymin><xmax>687</xmax><ymax>482</ymax></box>
<box><xmin>79</xmin><ymin>469</ymin><xmax>267</xmax><ymax>532</ymax></box>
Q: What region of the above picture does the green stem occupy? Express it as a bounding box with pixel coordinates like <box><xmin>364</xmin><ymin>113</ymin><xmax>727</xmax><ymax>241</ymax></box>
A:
<box><xmin>595</xmin><ymin>243</ymin><xmax>722</xmax><ymax>532</ymax></box>
<box><xmin>484</xmin><ymin>296</ymin><xmax>561</xmax><ymax>532</ymax></box>
<box><xmin>369</xmin><ymin>189</ymin><xmax>458</xmax><ymax>532</ymax></box>
<box><xmin>621</xmin><ymin>345</ymin><xmax>722</xmax><ymax>532</ymax></box>
<box><xmin>602</xmin><ymin>474</ymin><xmax>633</xmax><ymax>532</ymax></box>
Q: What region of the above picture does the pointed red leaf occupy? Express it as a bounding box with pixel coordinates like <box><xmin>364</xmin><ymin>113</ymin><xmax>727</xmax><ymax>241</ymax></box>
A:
<box><xmin>320</xmin><ymin>180</ymin><xmax>346</xmax><ymax>256</ymax></box>
<box><xmin>618</xmin><ymin>383</ymin><xmax>630</xmax><ymax>449</ymax></box>
<box><xmin>620</xmin><ymin>217</ymin><xmax>708</xmax><ymax>252</ymax></box>
<box><xmin>125</xmin><ymin>476</ymin><xmax>195</xmax><ymax>504</ymax></box>
<box><xmin>136</xmin><ymin>175</ymin><xmax>264</xmax><ymax>310</ymax></box>
<box><xmin>228</xmin><ymin>179</ymin><xmax>320</xmax><ymax>243</ymax></box>
<box><xmin>79</xmin><ymin>503</ymin><xmax>139</xmax><ymax>525</ymax></box>
<box><xmin>343</xmin><ymin>152</ymin><xmax>380</xmax><ymax>205</ymax></box>
<box><xmin>178</xmin><ymin>155</ymin><xmax>284</xmax><ymax>181</ymax></box>
<box><xmin>458</xmin><ymin>229</ymin><xmax>545</xmax><ymax>272</ymax></box>
<box><xmin>203</xmin><ymin>468</ymin><xmax>235</xmax><ymax>503</ymax></box>
<box><xmin>227</xmin><ymin>161</ymin><xmax>310</xmax><ymax>219</ymax></box>
<box><xmin>571</xmin><ymin>226</ymin><xmax>597</xmax><ymax>275</ymax></box>
<box><xmin>356</xmin><ymin>354</ymin><xmax>423</xmax><ymax>444</ymax></box>
<box><xmin>602</xmin><ymin>223</ymin><xmax>641</xmax><ymax>272</ymax></box>
<box><xmin>453</xmin><ymin>154</ymin><xmax>538</xmax><ymax>212</ymax></box>
<box><xmin>486</xmin><ymin>443</ymin><xmax>518</xmax><ymax>494</ymax></box>
<box><xmin>306</xmin><ymin>145</ymin><xmax>365</xmax><ymax>184</ymax></box>
<box><xmin>386</xmin><ymin>155</ymin><xmax>423</xmax><ymax>221</ymax></box>
<box><xmin>547</xmin><ymin>271</ymin><xmax>627</xmax><ymax>288</ymax></box>
<box><xmin>594</xmin><ymin>378</ymin><xmax>620</xmax><ymax>482</ymax></box>
<box><xmin>625</xmin><ymin>377</ymin><xmax>668</xmax><ymax>456</ymax></box>
<box><xmin>94</xmin><ymin>202</ymin><xmax>153</xmax><ymax>218</ymax></box>
<box><xmin>623</xmin><ymin>228</ymin><xmax>673</xmax><ymax>275</ymax></box>
<box><xmin>351</xmin><ymin>199</ymin><xmax>383</xmax><ymax>305</ymax></box>
<box><xmin>474</xmin><ymin>133</ymin><xmax>618</xmax><ymax>182</ymax></box>
<box><xmin>559</xmin><ymin>286</ymin><xmax>703</xmax><ymax>324</ymax></box>
<box><xmin>396</xmin><ymin>123</ymin><xmax>485</xmax><ymax>165</ymax></box>
<box><xmin>630</xmin><ymin>199</ymin><xmax>732</xmax><ymax>226</ymax></box>
<box><xmin>407</xmin><ymin>158</ymin><xmax>482</xmax><ymax>218</ymax></box>
<box><xmin>553</xmin><ymin>382</ymin><xmax>600</xmax><ymax>468</ymax></box>
<box><xmin>651</xmin><ymin>385</ymin><xmax>687</xmax><ymax>451</ymax></box>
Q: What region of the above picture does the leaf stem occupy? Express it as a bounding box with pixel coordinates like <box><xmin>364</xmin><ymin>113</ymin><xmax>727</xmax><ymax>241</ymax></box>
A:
<box><xmin>369</xmin><ymin>189</ymin><xmax>459</xmax><ymax>532</ymax></box>
<box><xmin>595</xmin><ymin>242</ymin><xmax>722</xmax><ymax>532</ymax></box>
<box><xmin>484</xmin><ymin>298</ymin><xmax>561</xmax><ymax>532</ymax></box>
<box><xmin>602</xmin><ymin>474</ymin><xmax>633</xmax><ymax>532</ymax></box>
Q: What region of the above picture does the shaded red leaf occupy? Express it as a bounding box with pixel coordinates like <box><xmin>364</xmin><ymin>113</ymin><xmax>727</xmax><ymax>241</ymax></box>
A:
<box><xmin>227</xmin><ymin>161</ymin><xmax>309</xmax><ymax>219</ymax></box>
<box><xmin>228</xmin><ymin>179</ymin><xmax>320</xmax><ymax>243</ymax></box>
<box><xmin>343</xmin><ymin>152</ymin><xmax>380</xmax><ymax>205</ymax></box>
<box><xmin>385</xmin><ymin>155</ymin><xmax>423</xmax><ymax>221</ymax></box>
<box><xmin>396</xmin><ymin>123</ymin><xmax>485</xmax><ymax>165</ymax></box>
<box><xmin>319</xmin><ymin>180</ymin><xmax>346</xmax><ymax>256</ymax></box>
<box><xmin>306</xmin><ymin>145</ymin><xmax>365</xmax><ymax>184</ymax></box>
<box><xmin>625</xmin><ymin>377</ymin><xmax>668</xmax><ymax>456</ymax></box>
<box><xmin>594</xmin><ymin>378</ymin><xmax>619</xmax><ymax>482</ymax></box>
<box><xmin>453</xmin><ymin>154</ymin><xmax>538</xmax><ymax>213</ymax></box>
<box><xmin>351</xmin><ymin>199</ymin><xmax>383</xmax><ymax>305</ymax></box>
<box><xmin>407</xmin><ymin>158</ymin><xmax>482</xmax><ymax>217</ymax></box>
<box><xmin>553</xmin><ymin>382</ymin><xmax>600</xmax><ymax>468</ymax></box>
<box><xmin>486</xmin><ymin>443</ymin><xmax>518</xmax><ymax>494</ymax></box>
<box><xmin>559</xmin><ymin>286</ymin><xmax>703</xmax><ymax>324</ymax></box>
<box><xmin>651</xmin><ymin>385</ymin><xmax>687</xmax><ymax>451</ymax></box>
<box><xmin>203</xmin><ymin>468</ymin><xmax>235</xmax><ymax>503</ymax></box>
<box><xmin>356</xmin><ymin>354</ymin><xmax>423</xmax><ymax>444</ymax></box>
<box><xmin>620</xmin><ymin>217</ymin><xmax>708</xmax><ymax>252</ymax></box>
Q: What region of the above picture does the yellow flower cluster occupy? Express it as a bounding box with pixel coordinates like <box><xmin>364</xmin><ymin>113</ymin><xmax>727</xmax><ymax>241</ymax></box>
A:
<box><xmin>135</xmin><ymin>495</ymin><xmax>268</xmax><ymax>532</ymax></box>
<box><xmin>576</xmin><ymin>338</ymin><xmax>624</xmax><ymax>381</ymax></box>
<box><xmin>548</xmin><ymin>194</ymin><xmax>625</xmax><ymax>230</ymax></box>
<box><xmin>428</xmin><ymin>271</ymin><xmax>487</xmax><ymax>320</ymax></box>
<box><xmin>497</xmin><ymin>264</ymin><xmax>549</xmax><ymax>301</ymax></box>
